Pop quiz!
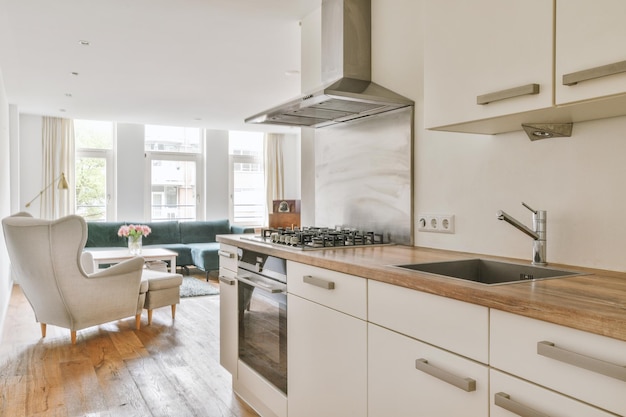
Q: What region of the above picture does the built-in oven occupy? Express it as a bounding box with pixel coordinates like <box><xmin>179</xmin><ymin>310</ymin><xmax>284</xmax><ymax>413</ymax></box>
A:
<box><xmin>236</xmin><ymin>249</ymin><xmax>288</xmax><ymax>394</ymax></box>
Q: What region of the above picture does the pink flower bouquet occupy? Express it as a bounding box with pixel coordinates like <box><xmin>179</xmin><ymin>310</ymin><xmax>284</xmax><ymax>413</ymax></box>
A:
<box><xmin>117</xmin><ymin>224</ymin><xmax>152</xmax><ymax>238</ymax></box>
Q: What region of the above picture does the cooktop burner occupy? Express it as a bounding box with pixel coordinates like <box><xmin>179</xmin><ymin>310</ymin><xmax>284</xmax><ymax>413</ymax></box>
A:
<box><xmin>242</xmin><ymin>226</ymin><xmax>389</xmax><ymax>250</ymax></box>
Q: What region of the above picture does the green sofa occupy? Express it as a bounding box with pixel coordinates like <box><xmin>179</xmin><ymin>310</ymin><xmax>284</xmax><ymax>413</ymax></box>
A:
<box><xmin>85</xmin><ymin>220</ymin><xmax>253</xmax><ymax>279</ymax></box>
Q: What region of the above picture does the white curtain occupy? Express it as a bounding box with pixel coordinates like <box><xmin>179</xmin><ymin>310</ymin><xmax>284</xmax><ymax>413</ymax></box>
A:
<box><xmin>40</xmin><ymin>117</ymin><xmax>75</xmax><ymax>219</ymax></box>
<box><xmin>264</xmin><ymin>133</ymin><xmax>285</xmax><ymax>217</ymax></box>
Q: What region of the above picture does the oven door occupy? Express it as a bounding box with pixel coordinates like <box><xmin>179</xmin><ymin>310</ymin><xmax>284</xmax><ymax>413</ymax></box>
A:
<box><xmin>237</xmin><ymin>269</ymin><xmax>288</xmax><ymax>394</ymax></box>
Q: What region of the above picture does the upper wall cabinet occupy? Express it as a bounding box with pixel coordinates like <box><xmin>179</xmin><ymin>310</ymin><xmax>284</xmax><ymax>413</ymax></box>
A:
<box><xmin>555</xmin><ymin>0</ymin><xmax>626</xmax><ymax>105</ymax></box>
<box><xmin>424</xmin><ymin>0</ymin><xmax>553</xmax><ymax>131</ymax></box>
<box><xmin>424</xmin><ymin>0</ymin><xmax>626</xmax><ymax>135</ymax></box>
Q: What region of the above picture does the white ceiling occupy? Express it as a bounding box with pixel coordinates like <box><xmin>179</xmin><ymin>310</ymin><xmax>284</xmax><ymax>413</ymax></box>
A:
<box><xmin>0</xmin><ymin>0</ymin><xmax>320</xmax><ymax>132</ymax></box>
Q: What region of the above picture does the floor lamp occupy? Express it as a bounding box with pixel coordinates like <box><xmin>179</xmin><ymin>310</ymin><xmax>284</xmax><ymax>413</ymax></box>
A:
<box><xmin>25</xmin><ymin>172</ymin><xmax>70</xmax><ymax>208</ymax></box>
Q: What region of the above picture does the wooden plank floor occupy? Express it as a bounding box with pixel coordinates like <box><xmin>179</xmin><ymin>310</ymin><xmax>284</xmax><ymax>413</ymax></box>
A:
<box><xmin>0</xmin><ymin>275</ymin><xmax>260</xmax><ymax>417</ymax></box>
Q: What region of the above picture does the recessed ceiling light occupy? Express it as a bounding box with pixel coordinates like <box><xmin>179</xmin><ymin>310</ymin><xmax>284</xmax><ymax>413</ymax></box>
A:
<box><xmin>78</xmin><ymin>40</ymin><xmax>90</xmax><ymax>46</ymax></box>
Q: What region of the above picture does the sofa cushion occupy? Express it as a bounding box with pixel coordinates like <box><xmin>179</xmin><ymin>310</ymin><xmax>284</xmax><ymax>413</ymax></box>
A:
<box><xmin>85</xmin><ymin>222</ymin><xmax>127</xmax><ymax>248</ymax></box>
<box><xmin>143</xmin><ymin>243</ymin><xmax>193</xmax><ymax>267</ymax></box>
<box><xmin>180</xmin><ymin>220</ymin><xmax>231</xmax><ymax>244</ymax></box>
<box><xmin>186</xmin><ymin>242</ymin><xmax>221</xmax><ymax>272</ymax></box>
<box><xmin>142</xmin><ymin>221</ymin><xmax>180</xmax><ymax>245</ymax></box>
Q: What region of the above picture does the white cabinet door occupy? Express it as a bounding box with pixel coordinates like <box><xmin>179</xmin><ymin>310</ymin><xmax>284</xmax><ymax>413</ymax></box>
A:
<box><xmin>287</xmin><ymin>293</ymin><xmax>367</xmax><ymax>417</ymax></box>
<box><xmin>218</xmin><ymin>266</ymin><xmax>238</xmax><ymax>375</ymax></box>
<box><xmin>424</xmin><ymin>0</ymin><xmax>553</xmax><ymax>129</ymax></box>
<box><xmin>369</xmin><ymin>323</ymin><xmax>488</xmax><ymax>417</ymax></box>
<box><xmin>368</xmin><ymin>280</ymin><xmax>489</xmax><ymax>363</ymax></box>
<box><xmin>556</xmin><ymin>0</ymin><xmax>626</xmax><ymax>105</ymax></box>
<box><xmin>490</xmin><ymin>370</ymin><xmax>615</xmax><ymax>417</ymax></box>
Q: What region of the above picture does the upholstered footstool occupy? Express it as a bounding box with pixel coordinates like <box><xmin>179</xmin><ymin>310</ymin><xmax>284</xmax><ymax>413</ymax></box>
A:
<box><xmin>141</xmin><ymin>269</ymin><xmax>183</xmax><ymax>325</ymax></box>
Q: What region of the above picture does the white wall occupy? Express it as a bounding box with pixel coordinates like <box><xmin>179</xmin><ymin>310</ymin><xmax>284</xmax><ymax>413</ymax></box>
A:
<box><xmin>19</xmin><ymin>114</ymin><xmax>43</xmax><ymax>215</ymax></box>
<box><xmin>0</xmin><ymin>67</ymin><xmax>12</xmax><ymax>340</ymax></box>
<box><xmin>205</xmin><ymin>129</ymin><xmax>230</xmax><ymax>220</ymax></box>
<box><xmin>117</xmin><ymin>123</ymin><xmax>146</xmax><ymax>220</ymax></box>
<box><xmin>370</xmin><ymin>0</ymin><xmax>626</xmax><ymax>271</ymax></box>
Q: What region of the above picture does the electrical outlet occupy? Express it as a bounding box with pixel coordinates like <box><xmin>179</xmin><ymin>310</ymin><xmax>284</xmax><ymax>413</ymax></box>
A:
<box><xmin>418</xmin><ymin>214</ymin><xmax>455</xmax><ymax>234</ymax></box>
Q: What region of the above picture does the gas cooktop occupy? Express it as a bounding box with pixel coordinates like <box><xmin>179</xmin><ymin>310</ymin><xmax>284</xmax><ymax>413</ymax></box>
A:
<box><xmin>241</xmin><ymin>226</ymin><xmax>390</xmax><ymax>250</ymax></box>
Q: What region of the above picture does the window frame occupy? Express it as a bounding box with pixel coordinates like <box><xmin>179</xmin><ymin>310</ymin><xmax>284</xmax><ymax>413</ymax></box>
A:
<box><xmin>228</xmin><ymin>135</ymin><xmax>266</xmax><ymax>227</ymax></box>
<box><xmin>144</xmin><ymin>150</ymin><xmax>204</xmax><ymax>221</ymax></box>
<box><xmin>74</xmin><ymin>120</ymin><xmax>117</xmax><ymax>222</ymax></box>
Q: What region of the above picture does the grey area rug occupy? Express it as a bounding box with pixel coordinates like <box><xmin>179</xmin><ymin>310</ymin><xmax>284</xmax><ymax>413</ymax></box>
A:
<box><xmin>180</xmin><ymin>277</ymin><xmax>219</xmax><ymax>298</ymax></box>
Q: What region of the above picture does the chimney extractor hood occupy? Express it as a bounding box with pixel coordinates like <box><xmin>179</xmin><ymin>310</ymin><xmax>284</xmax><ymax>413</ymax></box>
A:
<box><xmin>245</xmin><ymin>0</ymin><xmax>414</xmax><ymax>128</ymax></box>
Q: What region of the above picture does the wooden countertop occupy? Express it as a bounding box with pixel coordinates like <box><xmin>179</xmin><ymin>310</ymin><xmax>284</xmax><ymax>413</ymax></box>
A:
<box><xmin>217</xmin><ymin>235</ymin><xmax>626</xmax><ymax>342</ymax></box>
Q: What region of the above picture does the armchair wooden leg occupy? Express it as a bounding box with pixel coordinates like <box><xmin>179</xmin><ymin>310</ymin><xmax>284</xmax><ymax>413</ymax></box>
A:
<box><xmin>71</xmin><ymin>331</ymin><xmax>77</xmax><ymax>345</ymax></box>
<box><xmin>135</xmin><ymin>314</ymin><xmax>141</xmax><ymax>330</ymax></box>
<box><xmin>147</xmin><ymin>310</ymin><xmax>153</xmax><ymax>325</ymax></box>
<box><xmin>40</xmin><ymin>323</ymin><xmax>47</xmax><ymax>338</ymax></box>
<box><xmin>171</xmin><ymin>304</ymin><xmax>176</xmax><ymax>320</ymax></box>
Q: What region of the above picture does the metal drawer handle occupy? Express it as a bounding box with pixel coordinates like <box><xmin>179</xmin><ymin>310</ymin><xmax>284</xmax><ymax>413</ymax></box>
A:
<box><xmin>537</xmin><ymin>341</ymin><xmax>626</xmax><ymax>382</ymax></box>
<box><xmin>563</xmin><ymin>59</ymin><xmax>626</xmax><ymax>86</ymax></box>
<box><xmin>303</xmin><ymin>275</ymin><xmax>335</xmax><ymax>290</ymax></box>
<box><xmin>476</xmin><ymin>83</ymin><xmax>540</xmax><ymax>105</ymax></box>
<box><xmin>218</xmin><ymin>275</ymin><xmax>236</xmax><ymax>285</ymax></box>
<box><xmin>414</xmin><ymin>359</ymin><xmax>476</xmax><ymax>392</ymax></box>
<box><xmin>494</xmin><ymin>392</ymin><xmax>551</xmax><ymax>417</ymax></box>
<box><xmin>218</xmin><ymin>250</ymin><xmax>235</xmax><ymax>259</ymax></box>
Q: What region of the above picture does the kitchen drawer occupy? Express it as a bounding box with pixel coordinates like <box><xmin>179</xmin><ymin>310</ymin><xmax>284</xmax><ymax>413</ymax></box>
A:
<box><xmin>490</xmin><ymin>309</ymin><xmax>626</xmax><ymax>416</ymax></box>
<box><xmin>490</xmin><ymin>369</ymin><xmax>614</xmax><ymax>417</ymax></box>
<box><xmin>218</xmin><ymin>243</ymin><xmax>238</xmax><ymax>272</ymax></box>
<box><xmin>287</xmin><ymin>261</ymin><xmax>366</xmax><ymax>320</ymax></box>
<box><xmin>368</xmin><ymin>280</ymin><xmax>489</xmax><ymax>363</ymax></box>
<box><xmin>369</xmin><ymin>323</ymin><xmax>488</xmax><ymax>417</ymax></box>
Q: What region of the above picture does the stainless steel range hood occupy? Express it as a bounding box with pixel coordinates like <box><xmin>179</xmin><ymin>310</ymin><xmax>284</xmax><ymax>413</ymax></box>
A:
<box><xmin>245</xmin><ymin>0</ymin><xmax>414</xmax><ymax>128</ymax></box>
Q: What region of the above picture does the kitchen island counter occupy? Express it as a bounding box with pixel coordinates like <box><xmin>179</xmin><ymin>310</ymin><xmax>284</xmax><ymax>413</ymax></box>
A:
<box><xmin>217</xmin><ymin>235</ymin><xmax>626</xmax><ymax>342</ymax></box>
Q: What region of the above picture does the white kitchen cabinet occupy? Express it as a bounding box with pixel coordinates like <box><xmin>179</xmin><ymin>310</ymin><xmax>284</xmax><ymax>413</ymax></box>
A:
<box><xmin>490</xmin><ymin>309</ymin><xmax>626</xmax><ymax>416</ymax></box>
<box><xmin>368</xmin><ymin>323</ymin><xmax>488</xmax><ymax>417</ymax></box>
<box><xmin>218</xmin><ymin>244</ymin><xmax>238</xmax><ymax>375</ymax></box>
<box><xmin>424</xmin><ymin>0</ymin><xmax>553</xmax><ymax>130</ymax></box>
<box><xmin>555</xmin><ymin>0</ymin><xmax>626</xmax><ymax>105</ymax></box>
<box><xmin>424</xmin><ymin>0</ymin><xmax>626</xmax><ymax>134</ymax></box>
<box><xmin>287</xmin><ymin>261</ymin><xmax>367</xmax><ymax>417</ymax></box>
<box><xmin>490</xmin><ymin>370</ymin><xmax>615</xmax><ymax>417</ymax></box>
<box><xmin>368</xmin><ymin>279</ymin><xmax>489</xmax><ymax>363</ymax></box>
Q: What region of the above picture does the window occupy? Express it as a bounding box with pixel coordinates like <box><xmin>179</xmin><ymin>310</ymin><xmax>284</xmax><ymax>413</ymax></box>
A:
<box><xmin>145</xmin><ymin>125</ymin><xmax>203</xmax><ymax>221</ymax></box>
<box><xmin>229</xmin><ymin>131</ymin><xmax>265</xmax><ymax>226</ymax></box>
<box><xmin>74</xmin><ymin>120</ymin><xmax>115</xmax><ymax>221</ymax></box>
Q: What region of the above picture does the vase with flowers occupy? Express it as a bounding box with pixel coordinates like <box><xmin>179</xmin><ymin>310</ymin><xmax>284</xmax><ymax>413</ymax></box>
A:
<box><xmin>118</xmin><ymin>224</ymin><xmax>152</xmax><ymax>255</ymax></box>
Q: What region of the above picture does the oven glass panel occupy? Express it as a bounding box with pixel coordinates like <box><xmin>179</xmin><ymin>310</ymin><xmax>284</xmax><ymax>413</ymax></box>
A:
<box><xmin>238</xmin><ymin>281</ymin><xmax>287</xmax><ymax>394</ymax></box>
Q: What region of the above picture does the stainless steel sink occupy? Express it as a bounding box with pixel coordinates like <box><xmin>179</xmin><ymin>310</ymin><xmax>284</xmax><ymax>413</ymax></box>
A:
<box><xmin>394</xmin><ymin>259</ymin><xmax>585</xmax><ymax>285</ymax></box>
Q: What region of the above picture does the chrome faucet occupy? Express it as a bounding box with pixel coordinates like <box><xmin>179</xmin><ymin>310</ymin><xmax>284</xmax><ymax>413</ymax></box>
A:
<box><xmin>497</xmin><ymin>202</ymin><xmax>547</xmax><ymax>266</ymax></box>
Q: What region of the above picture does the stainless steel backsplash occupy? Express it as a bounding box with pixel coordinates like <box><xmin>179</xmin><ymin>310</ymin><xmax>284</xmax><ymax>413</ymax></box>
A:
<box><xmin>315</xmin><ymin>106</ymin><xmax>414</xmax><ymax>245</ymax></box>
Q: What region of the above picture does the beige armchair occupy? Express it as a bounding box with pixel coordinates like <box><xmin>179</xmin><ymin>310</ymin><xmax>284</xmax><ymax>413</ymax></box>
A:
<box><xmin>2</xmin><ymin>213</ymin><xmax>147</xmax><ymax>344</ymax></box>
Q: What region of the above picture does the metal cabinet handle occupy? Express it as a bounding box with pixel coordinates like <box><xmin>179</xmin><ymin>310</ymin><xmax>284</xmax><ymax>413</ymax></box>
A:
<box><xmin>219</xmin><ymin>275</ymin><xmax>236</xmax><ymax>285</ymax></box>
<box><xmin>563</xmin><ymin>59</ymin><xmax>626</xmax><ymax>86</ymax></box>
<box><xmin>476</xmin><ymin>83</ymin><xmax>540</xmax><ymax>105</ymax></box>
<box><xmin>537</xmin><ymin>341</ymin><xmax>626</xmax><ymax>382</ymax></box>
<box><xmin>414</xmin><ymin>359</ymin><xmax>476</xmax><ymax>392</ymax></box>
<box><xmin>494</xmin><ymin>392</ymin><xmax>551</xmax><ymax>417</ymax></box>
<box><xmin>218</xmin><ymin>250</ymin><xmax>235</xmax><ymax>259</ymax></box>
<box><xmin>236</xmin><ymin>276</ymin><xmax>284</xmax><ymax>294</ymax></box>
<box><xmin>303</xmin><ymin>275</ymin><xmax>335</xmax><ymax>290</ymax></box>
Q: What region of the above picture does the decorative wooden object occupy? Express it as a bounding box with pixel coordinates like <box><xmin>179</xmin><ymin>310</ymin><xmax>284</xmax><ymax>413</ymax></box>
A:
<box><xmin>269</xmin><ymin>200</ymin><xmax>301</xmax><ymax>229</ymax></box>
